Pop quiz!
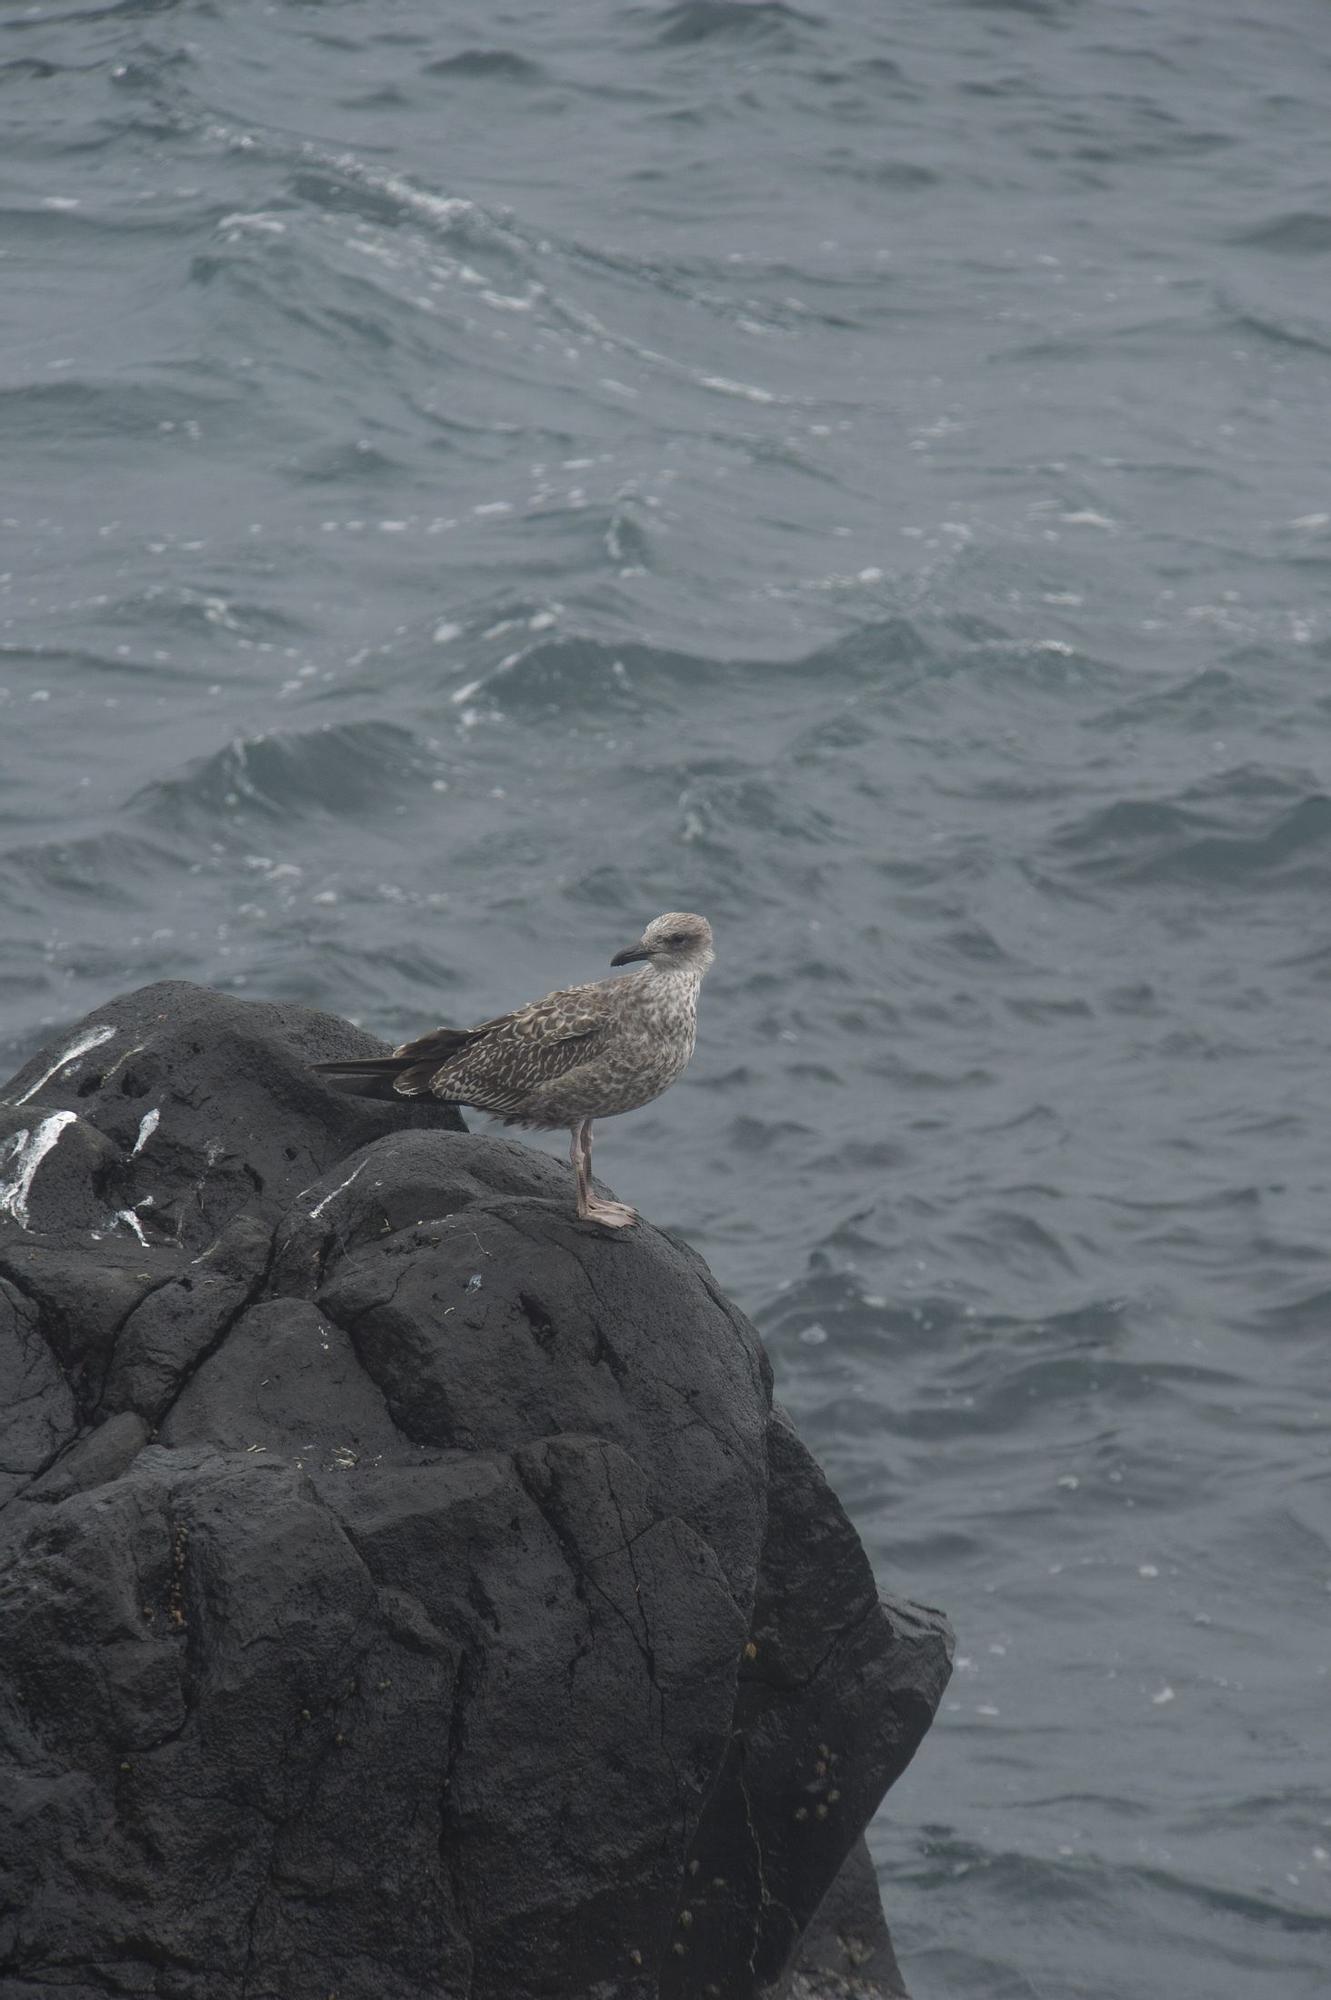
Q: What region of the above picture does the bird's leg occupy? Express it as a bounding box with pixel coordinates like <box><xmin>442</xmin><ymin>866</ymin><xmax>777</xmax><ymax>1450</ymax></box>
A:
<box><xmin>570</xmin><ymin>1120</ymin><xmax>597</xmax><ymax>1212</ymax></box>
<box><xmin>573</xmin><ymin>1117</ymin><xmax>637</xmax><ymax>1229</ymax></box>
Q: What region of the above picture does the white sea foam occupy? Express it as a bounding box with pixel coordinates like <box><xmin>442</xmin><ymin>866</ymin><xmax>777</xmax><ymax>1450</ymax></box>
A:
<box><xmin>218</xmin><ymin>212</ymin><xmax>287</xmax><ymax>235</ymax></box>
<box><xmin>699</xmin><ymin>374</ymin><xmax>777</xmax><ymax>404</ymax></box>
<box><xmin>450</xmin><ymin>649</ymin><xmax>526</xmax><ymax>707</ymax></box>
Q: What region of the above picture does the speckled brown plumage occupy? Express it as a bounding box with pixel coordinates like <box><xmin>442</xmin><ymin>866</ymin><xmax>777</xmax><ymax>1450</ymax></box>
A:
<box><xmin>313</xmin><ymin>911</ymin><xmax>714</xmax><ymax>1228</ymax></box>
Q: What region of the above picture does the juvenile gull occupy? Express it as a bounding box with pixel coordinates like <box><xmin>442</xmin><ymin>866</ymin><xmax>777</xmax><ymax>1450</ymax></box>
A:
<box><xmin>312</xmin><ymin>912</ymin><xmax>714</xmax><ymax>1228</ymax></box>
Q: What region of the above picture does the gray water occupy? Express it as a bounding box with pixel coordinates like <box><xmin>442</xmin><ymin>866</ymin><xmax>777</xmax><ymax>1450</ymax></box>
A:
<box><xmin>4</xmin><ymin>1</ymin><xmax>1330</xmax><ymax>1993</ymax></box>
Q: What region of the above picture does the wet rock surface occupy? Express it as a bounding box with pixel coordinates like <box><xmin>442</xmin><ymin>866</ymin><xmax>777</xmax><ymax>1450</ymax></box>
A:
<box><xmin>0</xmin><ymin>983</ymin><xmax>952</xmax><ymax>1999</ymax></box>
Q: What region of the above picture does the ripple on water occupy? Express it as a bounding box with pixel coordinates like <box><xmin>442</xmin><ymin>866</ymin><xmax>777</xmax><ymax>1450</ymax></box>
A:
<box><xmin>1049</xmin><ymin>774</ymin><xmax>1331</xmax><ymax>891</ymax></box>
<box><xmin>132</xmin><ymin>721</ymin><xmax>433</xmax><ymax>832</ymax></box>
<box><xmin>650</xmin><ymin>2</ymin><xmax>822</xmax><ymax>52</ymax></box>
<box><xmin>422</xmin><ymin>50</ymin><xmax>548</xmax><ymax>84</ymax></box>
<box><xmin>0</xmin><ymin>829</ymin><xmax>180</xmax><ymax>916</ymax></box>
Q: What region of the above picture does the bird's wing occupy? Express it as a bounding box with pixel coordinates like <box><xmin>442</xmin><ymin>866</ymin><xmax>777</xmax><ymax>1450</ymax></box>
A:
<box><xmin>382</xmin><ymin>1022</ymin><xmax>479</xmax><ymax>1095</ymax></box>
<box><xmin>395</xmin><ymin>979</ymin><xmax>614</xmax><ymax>1109</ymax></box>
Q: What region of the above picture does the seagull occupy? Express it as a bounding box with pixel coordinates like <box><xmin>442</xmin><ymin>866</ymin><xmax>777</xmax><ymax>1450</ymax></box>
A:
<box><xmin>312</xmin><ymin>912</ymin><xmax>714</xmax><ymax>1228</ymax></box>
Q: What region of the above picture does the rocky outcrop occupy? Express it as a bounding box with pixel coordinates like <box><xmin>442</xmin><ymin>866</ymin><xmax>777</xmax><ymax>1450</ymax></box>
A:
<box><xmin>0</xmin><ymin>983</ymin><xmax>951</xmax><ymax>2000</ymax></box>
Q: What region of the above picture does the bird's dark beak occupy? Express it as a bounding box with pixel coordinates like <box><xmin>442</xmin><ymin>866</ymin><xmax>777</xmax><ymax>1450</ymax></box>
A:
<box><xmin>610</xmin><ymin>940</ymin><xmax>649</xmax><ymax>967</ymax></box>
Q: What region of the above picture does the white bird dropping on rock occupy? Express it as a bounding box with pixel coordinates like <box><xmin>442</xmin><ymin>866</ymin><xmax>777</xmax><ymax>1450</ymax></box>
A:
<box><xmin>312</xmin><ymin>913</ymin><xmax>715</xmax><ymax>1228</ymax></box>
<box><xmin>0</xmin><ymin>1111</ymin><xmax>78</xmax><ymax>1228</ymax></box>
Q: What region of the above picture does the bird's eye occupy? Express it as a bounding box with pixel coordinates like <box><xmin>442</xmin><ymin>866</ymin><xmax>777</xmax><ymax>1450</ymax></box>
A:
<box><xmin>665</xmin><ymin>931</ymin><xmax>688</xmax><ymax>945</ymax></box>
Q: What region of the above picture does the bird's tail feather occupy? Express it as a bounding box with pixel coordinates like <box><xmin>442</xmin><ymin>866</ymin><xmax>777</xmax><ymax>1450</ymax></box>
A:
<box><xmin>310</xmin><ymin>1056</ymin><xmax>417</xmax><ymax>1078</ymax></box>
<box><xmin>312</xmin><ymin>1024</ymin><xmax>476</xmax><ymax>1099</ymax></box>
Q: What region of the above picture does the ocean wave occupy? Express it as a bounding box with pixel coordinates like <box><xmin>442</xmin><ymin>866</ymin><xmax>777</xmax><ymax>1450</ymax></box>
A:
<box><xmin>0</xmin><ymin>828</ymin><xmax>178</xmax><ymax>914</ymax></box>
<box><xmin>131</xmin><ymin>721</ymin><xmax>433</xmax><ymax>831</ymax></box>
<box><xmin>649</xmin><ymin>2</ymin><xmax>822</xmax><ymax>51</ymax></box>
<box><xmin>1231</xmin><ymin>211</ymin><xmax>1331</xmax><ymax>257</ymax></box>
<box><xmin>423</xmin><ymin>50</ymin><xmax>547</xmax><ymax>84</ymax></box>
<box><xmin>1052</xmin><ymin>787</ymin><xmax>1331</xmax><ymax>888</ymax></box>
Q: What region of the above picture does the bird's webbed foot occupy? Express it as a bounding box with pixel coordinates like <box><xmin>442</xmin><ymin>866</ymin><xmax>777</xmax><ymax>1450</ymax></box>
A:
<box><xmin>577</xmin><ymin>1195</ymin><xmax>638</xmax><ymax>1230</ymax></box>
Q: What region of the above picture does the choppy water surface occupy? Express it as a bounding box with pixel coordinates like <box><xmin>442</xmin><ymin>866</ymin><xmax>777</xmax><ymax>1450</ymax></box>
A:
<box><xmin>4</xmin><ymin>2</ymin><xmax>1330</xmax><ymax>1992</ymax></box>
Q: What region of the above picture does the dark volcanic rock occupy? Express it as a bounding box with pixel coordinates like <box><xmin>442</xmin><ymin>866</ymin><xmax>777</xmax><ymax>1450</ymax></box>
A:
<box><xmin>778</xmin><ymin>1838</ymin><xmax>910</xmax><ymax>1999</ymax></box>
<box><xmin>0</xmin><ymin>982</ymin><xmax>951</xmax><ymax>2000</ymax></box>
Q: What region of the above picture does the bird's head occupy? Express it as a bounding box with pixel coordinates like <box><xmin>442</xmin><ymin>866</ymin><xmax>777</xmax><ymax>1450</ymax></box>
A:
<box><xmin>611</xmin><ymin>911</ymin><xmax>714</xmax><ymax>974</ymax></box>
